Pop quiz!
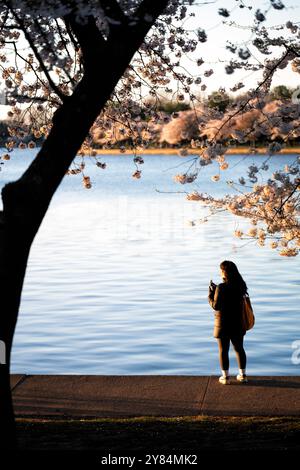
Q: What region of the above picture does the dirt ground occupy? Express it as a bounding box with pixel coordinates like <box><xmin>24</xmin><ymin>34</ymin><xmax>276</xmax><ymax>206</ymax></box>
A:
<box><xmin>15</xmin><ymin>416</ymin><xmax>300</xmax><ymax>452</ymax></box>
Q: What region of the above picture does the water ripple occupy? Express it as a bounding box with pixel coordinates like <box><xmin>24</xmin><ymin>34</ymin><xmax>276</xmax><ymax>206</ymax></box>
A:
<box><xmin>1</xmin><ymin>151</ymin><xmax>298</xmax><ymax>375</ymax></box>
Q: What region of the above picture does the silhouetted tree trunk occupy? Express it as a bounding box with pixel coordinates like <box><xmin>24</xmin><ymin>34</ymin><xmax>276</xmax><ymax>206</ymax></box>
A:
<box><xmin>0</xmin><ymin>0</ymin><xmax>169</xmax><ymax>448</ymax></box>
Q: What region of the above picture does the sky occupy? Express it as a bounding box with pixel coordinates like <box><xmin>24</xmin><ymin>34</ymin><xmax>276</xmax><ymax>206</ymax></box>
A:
<box><xmin>182</xmin><ymin>0</ymin><xmax>300</xmax><ymax>95</ymax></box>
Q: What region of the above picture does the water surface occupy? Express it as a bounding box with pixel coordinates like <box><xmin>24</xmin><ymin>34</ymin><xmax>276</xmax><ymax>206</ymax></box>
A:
<box><xmin>1</xmin><ymin>150</ymin><xmax>299</xmax><ymax>375</ymax></box>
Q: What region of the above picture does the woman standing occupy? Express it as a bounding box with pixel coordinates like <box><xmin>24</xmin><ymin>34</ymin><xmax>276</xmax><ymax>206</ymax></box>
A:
<box><xmin>208</xmin><ymin>260</ymin><xmax>248</xmax><ymax>385</ymax></box>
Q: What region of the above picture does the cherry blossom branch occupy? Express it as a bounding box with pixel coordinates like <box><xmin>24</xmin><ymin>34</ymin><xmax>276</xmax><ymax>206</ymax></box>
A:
<box><xmin>6</xmin><ymin>7</ymin><xmax>66</xmax><ymax>102</ymax></box>
<box><xmin>274</xmin><ymin>181</ymin><xmax>300</xmax><ymax>216</ymax></box>
<box><xmin>8</xmin><ymin>41</ymin><xmax>54</xmax><ymax>96</ymax></box>
<box><xmin>209</xmin><ymin>49</ymin><xmax>293</xmax><ymax>143</ymax></box>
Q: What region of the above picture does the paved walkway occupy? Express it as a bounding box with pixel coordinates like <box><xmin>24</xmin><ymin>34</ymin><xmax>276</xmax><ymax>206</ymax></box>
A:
<box><xmin>11</xmin><ymin>375</ymin><xmax>300</xmax><ymax>418</ymax></box>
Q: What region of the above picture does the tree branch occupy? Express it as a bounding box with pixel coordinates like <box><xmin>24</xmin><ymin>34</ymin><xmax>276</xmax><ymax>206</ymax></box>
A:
<box><xmin>64</xmin><ymin>14</ymin><xmax>106</xmax><ymax>72</ymax></box>
<box><xmin>99</xmin><ymin>0</ymin><xmax>128</xmax><ymax>37</ymax></box>
<box><xmin>64</xmin><ymin>17</ymin><xmax>79</xmax><ymax>50</ymax></box>
<box><xmin>7</xmin><ymin>8</ymin><xmax>67</xmax><ymax>102</ymax></box>
<box><xmin>105</xmin><ymin>0</ymin><xmax>169</xmax><ymax>63</ymax></box>
<box><xmin>2</xmin><ymin>0</ymin><xmax>170</xmax><ymax>230</ymax></box>
<box><xmin>134</xmin><ymin>0</ymin><xmax>168</xmax><ymax>23</ymax></box>
<box><xmin>8</xmin><ymin>41</ymin><xmax>54</xmax><ymax>96</ymax></box>
<box><xmin>100</xmin><ymin>0</ymin><xmax>128</xmax><ymax>24</ymax></box>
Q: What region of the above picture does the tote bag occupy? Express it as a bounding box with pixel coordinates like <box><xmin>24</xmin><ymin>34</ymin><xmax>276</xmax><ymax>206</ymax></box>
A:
<box><xmin>241</xmin><ymin>293</ymin><xmax>255</xmax><ymax>331</ymax></box>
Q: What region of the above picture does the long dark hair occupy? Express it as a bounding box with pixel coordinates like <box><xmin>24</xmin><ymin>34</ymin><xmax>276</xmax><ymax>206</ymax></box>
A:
<box><xmin>220</xmin><ymin>260</ymin><xmax>247</xmax><ymax>294</ymax></box>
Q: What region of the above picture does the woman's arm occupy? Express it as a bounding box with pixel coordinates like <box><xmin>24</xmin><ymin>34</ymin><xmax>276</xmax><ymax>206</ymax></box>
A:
<box><xmin>208</xmin><ymin>284</ymin><xmax>224</xmax><ymax>311</ymax></box>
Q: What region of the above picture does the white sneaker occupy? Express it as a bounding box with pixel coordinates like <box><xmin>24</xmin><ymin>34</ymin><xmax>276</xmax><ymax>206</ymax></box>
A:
<box><xmin>219</xmin><ymin>375</ymin><xmax>230</xmax><ymax>385</ymax></box>
<box><xmin>236</xmin><ymin>374</ymin><xmax>248</xmax><ymax>383</ymax></box>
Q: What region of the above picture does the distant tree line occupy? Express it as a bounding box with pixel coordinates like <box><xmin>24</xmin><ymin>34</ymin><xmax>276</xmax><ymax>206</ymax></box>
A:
<box><xmin>0</xmin><ymin>85</ymin><xmax>299</xmax><ymax>149</ymax></box>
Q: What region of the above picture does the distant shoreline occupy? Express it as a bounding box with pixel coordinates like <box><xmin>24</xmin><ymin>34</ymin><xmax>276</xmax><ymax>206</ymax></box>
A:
<box><xmin>90</xmin><ymin>147</ymin><xmax>300</xmax><ymax>155</ymax></box>
<box><xmin>2</xmin><ymin>146</ymin><xmax>299</xmax><ymax>155</ymax></box>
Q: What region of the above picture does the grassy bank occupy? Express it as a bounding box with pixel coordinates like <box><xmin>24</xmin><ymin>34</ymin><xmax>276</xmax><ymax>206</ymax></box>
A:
<box><xmin>16</xmin><ymin>416</ymin><xmax>300</xmax><ymax>452</ymax></box>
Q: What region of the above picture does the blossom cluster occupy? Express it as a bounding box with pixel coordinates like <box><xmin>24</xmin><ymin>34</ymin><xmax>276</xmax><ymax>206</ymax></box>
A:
<box><xmin>185</xmin><ymin>158</ymin><xmax>300</xmax><ymax>256</ymax></box>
